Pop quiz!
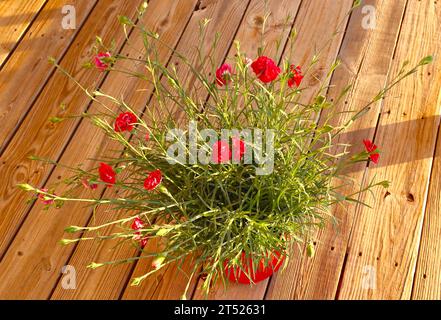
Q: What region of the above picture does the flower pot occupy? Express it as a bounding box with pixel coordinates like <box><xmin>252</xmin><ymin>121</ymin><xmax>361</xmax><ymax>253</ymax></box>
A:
<box><xmin>224</xmin><ymin>251</ymin><xmax>284</xmax><ymax>284</ymax></box>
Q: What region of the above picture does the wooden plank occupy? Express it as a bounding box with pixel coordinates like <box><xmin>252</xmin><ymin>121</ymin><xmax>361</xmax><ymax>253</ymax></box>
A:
<box><xmin>337</xmin><ymin>0</ymin><xmax>441</xmax><ymax>299</ymax></box>
<box><xmin>0</xmin><ymin>0</ymin><xmax>98</xmax><ymax>152</ymax></box>
<box><xmin>51</xmin><ymin>0</ymin><xmax>250</xmax><ymax>300</ymax></box>
<box><xmin>288</xmin><ymin>0</ymin><xmax>353</xmax><ymax>106</ymax></box>
<box><xmin>120</xmin><ymin>239</ymin><xmax>201</xmax><ymax>300</ymax></box>
<box><xmin>410</xmin><ymin>9</ymin><xmax>441</xmax><ymax>301</ymax></box>
<box><xmin>412</xmin><ymin>125</ymin><xmax>441</xmax><ymax>299</ymax></box>
<box><xmin>191</xmin><ymin>0</ymin><xmax>302</xmax><ymax>300</ymax></box>
<box><xmin>412</xmin><ymin>126</ymin><xmax>441</xmax><ymax>299</ymax></box>
<box><xmin>0</xmin><ymin>0</ymin><xmax>47</xmax><ymax>67</ymax></box>
<box><xmin>125</xmin><ymin>0</ymin><xmax>355</xmax><ymax>301</ymax></box>
<box><xmin>266</xmin><ymin>0</ymin><xmax>409</xmax><ymax>300</ymax></box>
<box><xmin>121</xmin><ymin>0</ymin><xmax>253</xmax><ymax>300</ymax></box>
<box><xmin>48</xmin><ymin>0</ymin><xmax>199</xmax><ymax>300</ymax></box>
<box><xmin>0</xmin><ymin>0</ymin><xmax>144</xmax><ymax>299</ymax></box>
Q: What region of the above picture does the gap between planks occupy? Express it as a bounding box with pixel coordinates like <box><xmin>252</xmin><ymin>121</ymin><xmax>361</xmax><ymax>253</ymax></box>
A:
<box><xmin>48</xmin><ymin>2</ymin><xmax>249</xmax><ymax>296</ymax></box>
<box><xmin>0</xmin><ymin>0</ymin><xmax>100</xmax><ymax>155</ymax></box>
<box><xmin>0</xmin><ymin>0</ymin><xmax>146</xmax><ymax>299</ymax></box>
<box><xmin>0</xmin><ymin>0</ymin><xmax>48</xmax><ymax>70</ymax></box>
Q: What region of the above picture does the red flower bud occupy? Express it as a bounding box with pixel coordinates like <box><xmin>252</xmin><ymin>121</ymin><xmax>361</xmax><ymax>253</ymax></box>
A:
<box><xmin>215</xmin><ymin>63</ymin><xmax>233</xmax><ymax>86</ymax></box>
<box><xmin>94</xmin><ymin>52</ymin><xmax>111</xmax><ymax>71</ymax></box>
<box><xmin>38</xmin><ymin>188</ymin><xmax>54</xmax><ymax>205</ymax></box>
<box><xmin>131</xmin><ymin>217</ymin><xmax>148</xmax><ymax>248</ymax></box>
<box><xmin>288</xmin><ymin>65</ymin><xmax>303</xmax><ymax>88</ymax></box>
<box><xmin>81</xmin><ymin>179</ymin><xmax>98</xmax><ymax>190</ymax></box>
<box><xmin>152</xmin><ymin>255</ymin><xmax>166</xmax><ymax>270</ymax></box>
<box><xmin>363</xmin><ymin>139</ymin><xmax>380</xmax><ymax>164</ymax></box>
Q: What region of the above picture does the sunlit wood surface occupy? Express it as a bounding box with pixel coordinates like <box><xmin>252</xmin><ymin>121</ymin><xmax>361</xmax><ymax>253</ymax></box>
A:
<box><xmin>0</xmin><ymin>0</ymin><xmax>440</xmax><ymax>300</ymax></box>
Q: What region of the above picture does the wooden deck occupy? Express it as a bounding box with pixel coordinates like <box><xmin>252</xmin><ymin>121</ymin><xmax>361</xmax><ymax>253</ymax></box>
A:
<box><xmin>0</xmin><ymin>0</ymin><xmax>440</xmax><ymax>300</ymax></box>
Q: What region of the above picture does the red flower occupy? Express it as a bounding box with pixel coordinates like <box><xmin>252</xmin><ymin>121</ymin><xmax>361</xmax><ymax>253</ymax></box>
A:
<box><xmin>114</xmin><ymin>112</ymin><xmax>137</xmax><ymax>132</ymax></box>
<box><xmin>152</xmin><ymin>255</ymin><xmax>166</xmax><ymax>270</ymax></box>
<box><xmin>131</xmin><ymin>217</ymin><xmax>148</xmax><ymax>248</ymax></box>
<box><xmin>363</xmin><ymin>139</ymin><xmax>380</xmax><ymax>164</ymax></box>
<box><xmin>94</xmin><ymin>52</ymin><xmax>111</xmax><ymax>71</ymax></box>
<box><xmin>99</xmin><ymin>163</ymin><xmax>116</xmax><ymax>186</ymax></box>
<box><xmin>232</xmin><ymin>138</ymin><xmax>246</xmax><ymax>161</ymax></box>
<box><xmin>216</xmin><ymin>63</ymin><xmax>233</xmax><ymax>86</ymax></box>
<box><xmin>224</xmin><ymin>251</ymin><xmax>284</xmax><ymax>284</ymax></box>
<box><xmin>211</xmin><ymin>140</ymin><xmax>231</xmax><ymax>164</ymax></box>
<box><xmin>251</xmin><ymin>56</ymin><xmax>281</xmax><ymax>83</ymax></box>
<box><xmin>288</xmin><ymin>65</ymin><xmax>303</xmax><ymax>88</ymax></box>
<box><xmin>81</xmin><ymin>179</ymin><xmax>98</xmax><ymax>190</ymax></box>
<box><xmin>144</xmin><ymin>169</ymin><xmax>162</xmax><ymax>191</ymax></box>
<box><xmin>38</xmin><ymin>188</ymin><xmax>54</xmax><ymax>205</ymax></box>
<box><xmin>145</xmin><ymin>132</ymin><xmax>150</xmax><ymax>141</ymax></box>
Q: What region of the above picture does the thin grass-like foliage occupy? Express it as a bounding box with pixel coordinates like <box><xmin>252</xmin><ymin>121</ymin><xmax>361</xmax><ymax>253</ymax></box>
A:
<box><xmin>19</xmin><ymin>1</ymin><xmax>432</xmax><ymax>298</ymax></box>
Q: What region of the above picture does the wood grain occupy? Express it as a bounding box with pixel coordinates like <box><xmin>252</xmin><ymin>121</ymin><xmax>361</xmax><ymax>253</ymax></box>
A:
<box><xmin>126</xmin><ymin>0</ymin><xmax>356</xmax><ymax>300</ymax></box>
<box><xmin>51</xmin><ymin>0</ymin><xmax>250</xmax><ymax>300</ymax></box>
<box><xmin>0</xmin><ymin>0</ymin><xmax>98</xmax><ymax>152</ymax></box>
<box><xmin>0</xmin><ymin>0</ymin><xmax>440</xmax><ymax>300</ymax></box>
<box><xmin>337</xmin><ymin>0</ymin><xmax>441</xmax><ymax>299</ymax></box>
<box><xmin>412</xmin><ymin>114</ymin><xmax>441</xmax><ymax>299</ymax></box>
<box><xmin>266</xmin><ymin>0</ymin><xmax>409</xmax><ymax>300</ymax></box>
<box><xmin>192</xmin><ymin>0</ymin><xmax>302</xmax><ymax>300</ymax></box>
<box><xmin>48</xmin><ymin>0</ymin><xmax>199</xmax><ymax>300</ymax></box>
<box><xmin>0</xmin><ymin>0</ymin><xmax>144</xmax><ymax>299</ymax></box>
<box><xmin>0</xmin><ymin>0</ymin><xmax>46</xmax><ymax>67</ymax></box>
<box><xmin>410</xmin><ymin>3</ymin><xmax>441</xmax><ymax>300</ymax></box>
<box><xmin>122</xmin><ymin>0</ymin><xmax>252</xmax><ymax>300</ymax></box>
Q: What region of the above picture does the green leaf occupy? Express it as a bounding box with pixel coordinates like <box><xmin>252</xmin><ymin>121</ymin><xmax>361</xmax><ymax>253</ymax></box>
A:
<box><xmin>95</xmin><ymin>36</ymin><xmax>103</xmax><ymax>45</ymax></box>
<box><xmin>59</xmin><ymin>239</ymin><xmax>75</xmax><ymax>246</ymax></box>
<box><xmin>138</xmin><ymin>2</ymin><xmax>148</xmax><ymax>16</ymax></box>
<box><xmin>49</xmin><ymin>116</ymin><xmax>64</xmax><ymax>123</ymax></box>
<box><xmin>353</xmin><ymin>0</ymin><xmax>362</xmax><ymax>8</ymax></box>
<box><xmin>82</xmin><ymin>61</ymin><xmax>93</xmax><ymax>69</ymax></box>
<box><xmin>64</xmin><ymin>226</ymin><xmax>82</xmax><ymax>233</ymax></box>
<box><xmin>419</xmin><ymin>55</ymin><xmax>433</xmax><ymax>66</ymax></box>
<box><xmin>321</xmin><ymin>125</ymin><xmax>334</xmax><ymax>134</ymax></box>
<box><xmin>55</xmin><ymin>200</ymin><xmax>64</xmax><ymax>209</ymax></box>
<box><xmin>156</xmin><ymin>228</ymin><xmax>170</xmax><ymax>237</ymax></box>
<box><xmin>131</xmin><ymin>277</ymin><xmax>142</xmax><ymax>286</ymax></box>
<box><xmin>16</xmin><ymin>183</ymin><xmax>35</xmax><ymax>191</ymax></box>
<box><xmin>118</xmin><ymin>15</ymin><xmax>134</xmax><ymax>26</ymax></box>
<box><xmin>87</xmin><ymin>262</ymin><xmax>104</xmax><ymax>269</ymax></box>
<box><xmin>306</xmin><ymin>242</ymin><xmax>315</xmax><ymax>258</ymax></box>
<box><xmin>378</xmin><ymin>180</ymin><xmax>391</xmax><ymax>188</ymax></box>
<box><xmin>315</xmin><ymin>95</ymin><xmax>326</xmax><ymax>105</ymax></box>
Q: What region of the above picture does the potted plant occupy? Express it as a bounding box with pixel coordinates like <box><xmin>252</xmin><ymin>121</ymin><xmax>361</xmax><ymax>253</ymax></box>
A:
<box><xmin>19</xmin><ymin>1</ymin><xmax>431</xmax><ymax>298</ymax></box>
